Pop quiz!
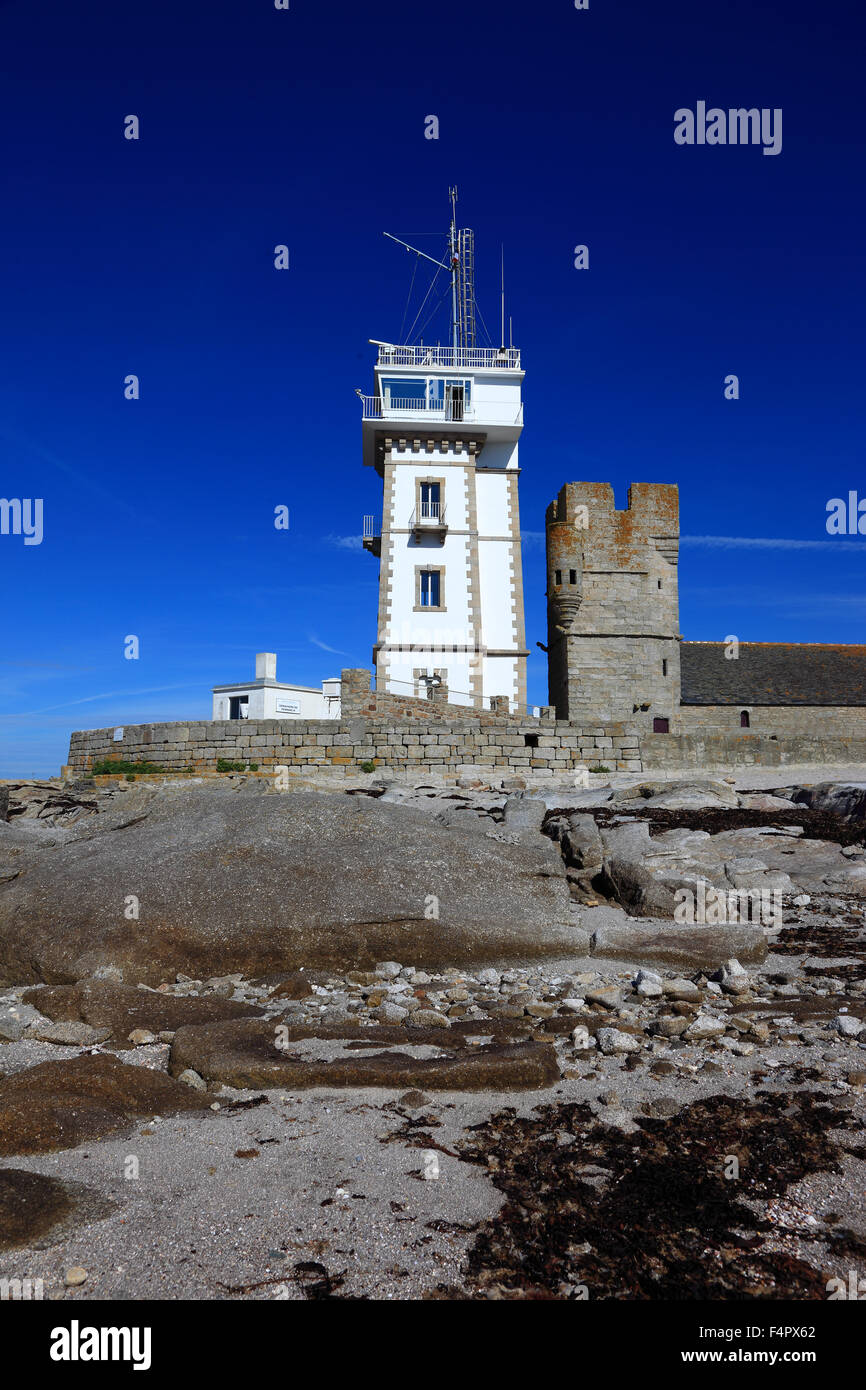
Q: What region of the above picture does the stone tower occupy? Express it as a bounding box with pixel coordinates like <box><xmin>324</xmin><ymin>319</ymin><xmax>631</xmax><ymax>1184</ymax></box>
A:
<box><xmin>545</xmin><ymin>481</ymin><xmax>681</xmax><ymax>728</ymax></box>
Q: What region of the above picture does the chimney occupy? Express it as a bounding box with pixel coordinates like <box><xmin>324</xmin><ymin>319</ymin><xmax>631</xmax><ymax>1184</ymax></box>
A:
<box><xmin>255</xmin><ymin>652</ymin><xmax>277</xmax><ymax>680</ymax></box>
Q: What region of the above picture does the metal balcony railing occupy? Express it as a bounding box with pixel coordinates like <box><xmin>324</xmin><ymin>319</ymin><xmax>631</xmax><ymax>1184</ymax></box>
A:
<box><xmin>360</xmin><ymin>395</ymin><xmax>474</xmax><ymax>422</ymax></box>
<box><xmin>363</xmin><ymin>515</ymin><xmax>380</xmax><ymax>539</ymax></box>
<box><xmin>376</xmin><ymin>346</ymin><xmax>521</xmax><ymax>370</ymax></box>
<box><xmin>409</xmin><ymin>503</ymin><xmax>447</xmax><ymax>530</ymax></box>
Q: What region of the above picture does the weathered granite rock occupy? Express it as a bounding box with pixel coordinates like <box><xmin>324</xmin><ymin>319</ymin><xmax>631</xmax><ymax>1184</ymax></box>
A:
<box><xmin>612</xmin><ymin>780</ymin><xmax>739</xmax><ymax>811</ymax></box>
<box><xmin>21</xmin><ymin>981</ymin><xmax>264</xmax><ymax>1047</ymax></box>
<box><xmin>599</xmin><ymin>821</ymin><xmax>810</xmax><ymax>915</ymax></box>
<box><xmin>502</xmin><ymin>796</ymin><xmax>548</xmax><ymax>835</ymax></box>
<box><xmin>561</xmin><ymin>814</ymin><xmax>604</xmax><ymax>875</ymax></box>
<box><xmin>785</xmin><ymin>782</ymin><xmax>866</xmax><ymax>822</ymax></box>
<box><xmin>26</xmin><ymin>1021</ymin><xmax>112</xmax><ymax>1047</ymax></box>
<box><xmin>0</xmin><ymin>1054</ymin><xmax>210</xmax><ymax>1156</ymax></box>
<box><xmin>591</xmin><ymin>922</ymin><xmax>767</xmax><ymax>968</ymax></box>
<box><xmin>0</xmin><ymin>785</ymin><xmax>572</xmax><ymax>985</ymax></box>
<box><xmin>169</xmin><ymin>1018</ymin><xmax>559</xmax><ymax>1091</ymax></box>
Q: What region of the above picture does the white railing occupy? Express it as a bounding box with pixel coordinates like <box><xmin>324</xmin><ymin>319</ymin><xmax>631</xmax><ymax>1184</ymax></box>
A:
<box><xmin>376</xmin><ymin>345</ymin><xmax>521</xmax><ymax>370</ymax></box>
<box><xmin>361</xmin><ymin>395</ymin><xmax>474</xmax><ymax>422</ymax></box>
<box><xmin>363</xmin><ymin>515</ymin><xmax>380</xmax><ymax>539</ymax></box>
<box><xmin>409</xmin><ymin>504</ymin><xmax>447</xmax><ymax>528</ymax></box>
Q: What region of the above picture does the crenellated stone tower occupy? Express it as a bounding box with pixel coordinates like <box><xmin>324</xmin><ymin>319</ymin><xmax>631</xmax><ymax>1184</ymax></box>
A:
<box><xmin>545</xmin><ymin>481</ymin><xmax>681</xmax><ymax>729</ymax></box>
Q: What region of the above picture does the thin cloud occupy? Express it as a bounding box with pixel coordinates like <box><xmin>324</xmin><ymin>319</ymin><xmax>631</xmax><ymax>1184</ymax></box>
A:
<box><xmin>681</xmin><ymin>534</ymin><xmax>866</xmax><ymax>552</ymax></box>
<box><xmin>0</xmin><ymin>683</ymin><xmax>199</xmax><ymax>721</ymax></box>
<box><xmin>324</xmin><ymin>534</ymin><xmax>364</xmax><ymax>551</ymax></box>
<box><xmin>308</xmin><ymin>634</ymin><xmax>347</xmax><ymax>655</ymax></box>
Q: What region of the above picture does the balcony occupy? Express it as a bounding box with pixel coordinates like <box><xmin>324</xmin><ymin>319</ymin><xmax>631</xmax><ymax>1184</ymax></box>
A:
<box><xmin>362</xmin><ymin>514</ymin><xmax>381</xmax><ymax>556</ymax></box>
<box><xmin>360</xmin><ymin>395</ymin><xmax>474</xmax><ymax>423</ymax></box>
<box><xmin>376</xmin><ymin>345</ymin><xmax>521</xmax><ymax>370</ymax></box>
<box><xmin>409</xmin><ymin>502</ymin><xmax>447</xmax><ymax>541</ymax></box>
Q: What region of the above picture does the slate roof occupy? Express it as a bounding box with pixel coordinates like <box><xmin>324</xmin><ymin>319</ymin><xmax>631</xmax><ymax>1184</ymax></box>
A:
<box><xmin>680</xmin><ymin>642</ymin><xmax>866</xmax><ymax>706</ymax></box>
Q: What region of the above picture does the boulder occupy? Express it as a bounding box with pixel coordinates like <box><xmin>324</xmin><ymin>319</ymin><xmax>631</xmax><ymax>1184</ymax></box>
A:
<box><xmin>0</xmin><ymin>784</ymin><xmax>572</xmax><ymax>985</ymax></box>
<box><xmin>502</xmin><ymin>796</ymin><xmax>548</xmax><ymax>835</ymax></box>
<box><xmin>785</xmin><ymin>783</ymin><xmax>866</xmax><ymax>822</ymax></box>
<box><xmin>561</xmin><ymin>814</ymin><xmax>604</xmax><ymax>876</ymax></box>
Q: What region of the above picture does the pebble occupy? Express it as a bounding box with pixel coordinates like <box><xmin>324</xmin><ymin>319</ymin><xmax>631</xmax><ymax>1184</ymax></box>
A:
<box><xmin>560</xmin><ymin>997</ymin><xmax>587</xmax><ymax>1014</ymax></box>
<box><xmin>655</xmin><ymin>1015</ymin><xmax>690</xmax><ymax>1038</ymax></box>
<box><xmin>371</xmin><ymin>1002</ymin><xmax>409</xmax><ymax>1025</ymax></box>
<box><xmin>633</xmin><ymin>969</ymin><xmax>663</xmax><ymax>998</ymax></box>
<box><xmin>684</xmin><ymin>1016</ymin><xmax>727</xmax><ymax>1040</ymax></box>
<box><xmin>596</xmin><ymin>1027</ymin><xmax>641</xmax><ymax>1055</ymax></box>
<box><xmin>586</xmin><ymin>986</ymin><xmax>622</xmax><ymax>1010</ymax></box>
<box><xmin>374</xmin><ymin>961</ymin><xmax>403</xmax><ymax>979</ymax></box>
<box><xmin>177</xmin><ymin>1068</ymin><xmax>207</xmax><ymax>1091</ymax></box>
<box><xmin>410</xmin><ymin>1009</ymin><xmax>451</xmax><ymax>1029</ymax></box>
<box><xmin>663</xmin><ymin>979</ymin><xmax>702</xmax><ymax>1002</ymax></box>
<box><xmin>64</xmin><ymin>1267</ymin><xmax>87</xmax><ymax>1287</ymax></box>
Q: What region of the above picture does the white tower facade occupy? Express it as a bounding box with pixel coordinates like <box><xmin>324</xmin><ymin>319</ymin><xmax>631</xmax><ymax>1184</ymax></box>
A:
<box><xmin>361</xmin><ymin>206</ymin><xmax>527</xmax><ymax>711</ymax></box>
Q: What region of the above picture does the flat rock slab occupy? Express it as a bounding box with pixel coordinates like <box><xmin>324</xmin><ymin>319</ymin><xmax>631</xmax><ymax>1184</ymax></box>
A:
<box><xmin>0</xmin><ymin>784</ymin><xmax>572</xmax><ymax>985</ymax></box>
<box><xmin>21</xmin><ymin>981</ymin><xmax>264</xmax><ymax>1046</ymax></box>
<box><xmin>0</xmin><ymin>1169</ymin><xmax>74</xmax><ymax>1250</ymax></box>
<box><xmin>266</xmin><ymin>1019</ymin><xmax>531</xmax><ymax>1046</ymax></box>
<box><xmin>0</xmin><ymin>1053</ymin><xmax>211</xmax><ymax>1157</ymax></box>
<box><xmin>591</xmin><ymin>922</ymin><xmax>767</xmax><ymax>968</ymax></box>
<box><xmin>170</xmin><ymin>1018</ymin><xmax>560</xmax><ymax>1092</ymax></box>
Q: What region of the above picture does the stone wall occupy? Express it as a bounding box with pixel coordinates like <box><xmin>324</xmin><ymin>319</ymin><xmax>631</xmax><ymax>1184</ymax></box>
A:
<box><xmin>677</xmin><ymin>704</ymin><xmax>866</xmax><ymax>739</ymax></box>
<box><xmin>642</xmin><ymin>728</ymin><xmax>866</xmax><ymax>771</ymax></box>
<box><xmin>67</xmin><ymin>715</ymin><xmax>643</xmax><ymax>778</ymax></box>
<box><xmin>339</xmin><ymin>667</ymin><xmax>552</xmax><ymax>727</ymax></box>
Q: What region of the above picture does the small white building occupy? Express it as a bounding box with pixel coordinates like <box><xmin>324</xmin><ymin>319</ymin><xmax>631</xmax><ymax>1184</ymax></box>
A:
<box><xmin>212</xmin><ymin>653</ymin><xmax>341</xmax><ymax>721</ymax></box>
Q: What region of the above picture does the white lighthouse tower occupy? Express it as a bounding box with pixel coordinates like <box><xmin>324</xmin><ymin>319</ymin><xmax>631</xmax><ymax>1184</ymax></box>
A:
<box><xmin>361</xmin><ymin>191</ymin><xmax>527</xmax><ymax>711</ymax></box>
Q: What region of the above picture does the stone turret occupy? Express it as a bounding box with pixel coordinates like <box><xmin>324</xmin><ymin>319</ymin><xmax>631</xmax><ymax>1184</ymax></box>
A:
<box><xmin>545</xmin><ymin>482</ymin><xmax>681</xmax><ymax>727</ymax></box>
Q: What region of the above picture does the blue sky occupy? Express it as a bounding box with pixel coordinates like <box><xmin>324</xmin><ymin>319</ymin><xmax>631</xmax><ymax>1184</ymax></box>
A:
<box><xmin>1</xmin><ymin>0</ymin><xmax>864</xmax><ymax>777</ymax></box>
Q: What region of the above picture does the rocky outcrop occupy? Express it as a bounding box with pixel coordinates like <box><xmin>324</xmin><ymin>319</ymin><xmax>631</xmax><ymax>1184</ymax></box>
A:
<box><xmin>596</xmin><ymin>819</ymin><xmax>865</xmax><ymax>914</ymax></box>
<box><xmin>0</xmin><ymin>784</ymin><xmax>573</xmax><ymax>985</ymax></box>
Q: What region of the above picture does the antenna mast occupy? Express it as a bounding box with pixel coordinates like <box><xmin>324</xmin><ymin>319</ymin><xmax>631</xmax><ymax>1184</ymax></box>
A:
<box><xmin>382</xmin><ymin>189</ymin><xmax>477</xmax><ymax>351</ymax></box>
<box><xmin>449</xmin><ymin>187</ymin><xmax>459</xmax><ymax>351</ymax></box>
<box><xmin>500</xmin><ymin>244</ymin><xmax>505</xmax><ymax>348</ymax></box>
